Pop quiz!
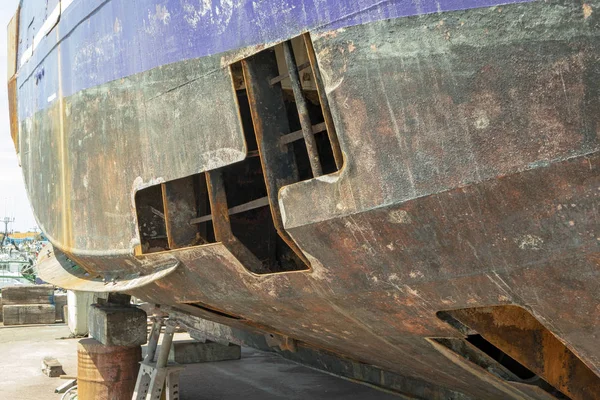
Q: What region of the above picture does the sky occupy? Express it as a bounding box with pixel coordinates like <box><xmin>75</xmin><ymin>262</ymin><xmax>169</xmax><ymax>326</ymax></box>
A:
<box><xmin>0</xmin><ymin>0</ymin><xmax>38</xmax><ymax>232</ymax></box>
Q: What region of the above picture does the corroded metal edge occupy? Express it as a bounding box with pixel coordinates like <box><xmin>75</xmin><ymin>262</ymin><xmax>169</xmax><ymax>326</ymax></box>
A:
<box><xmin>37</xmin><ymin>244</ymin><xmax>179</xmax><ymax>292</ymax></box>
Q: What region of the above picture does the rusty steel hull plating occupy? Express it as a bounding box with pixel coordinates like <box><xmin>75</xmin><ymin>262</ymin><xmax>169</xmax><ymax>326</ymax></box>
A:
<box><xmin>9</xmin><ymin>0</ymin><xmax>600</xmax><ymax>398</ymax></box>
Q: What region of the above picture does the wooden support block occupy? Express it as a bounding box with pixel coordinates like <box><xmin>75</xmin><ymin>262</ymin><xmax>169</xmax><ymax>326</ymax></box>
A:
<box><xmin>42</xmin><ymin>357</ymin><xmax>64</xmax><ymax>377</ymax></box>
<box><xmin>168</xmin><ymin>340</ymin><xmax>241</xmax><ymax>364</ymax></box>
<box><xmin>88</xmin><ymin>304</ymin><xmax>147</xmax><ymax>346</ymax></box>
<box><xmin>3</xmin><ymin>304</ymin><xmax>56</xmax><ymax>325</ymax></box>
<box><xmin>2</xmin><ymin>285</ymin><xmax>54</xmax><ymax>305</ymax></box>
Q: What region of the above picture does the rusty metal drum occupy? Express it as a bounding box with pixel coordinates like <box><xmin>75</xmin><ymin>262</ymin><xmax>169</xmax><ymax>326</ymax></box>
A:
<box><xmin>77</xmin><ymin>338</ymin><xmax>141</xmax><ymax>400</ymax></box>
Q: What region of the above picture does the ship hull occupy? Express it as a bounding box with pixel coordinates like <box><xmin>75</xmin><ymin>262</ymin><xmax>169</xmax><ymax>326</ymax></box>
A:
<box><xmin>10</xmin><ymin>0</ymin><xmax>600</xmax><ymax>398</ymax></box>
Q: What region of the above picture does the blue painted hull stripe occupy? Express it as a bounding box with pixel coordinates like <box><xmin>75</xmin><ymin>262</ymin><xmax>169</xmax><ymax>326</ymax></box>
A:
<box><xmin>17</xmin><ymin>0</ymin><xmax>533</xmax><ymax>118</ymax></box>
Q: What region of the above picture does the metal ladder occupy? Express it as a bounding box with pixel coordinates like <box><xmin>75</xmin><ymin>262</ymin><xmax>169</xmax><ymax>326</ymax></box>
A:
<box><xmin>132</xmin><ymin>318</ymin><xmax>184</xmax><ymax>400</ymax></box>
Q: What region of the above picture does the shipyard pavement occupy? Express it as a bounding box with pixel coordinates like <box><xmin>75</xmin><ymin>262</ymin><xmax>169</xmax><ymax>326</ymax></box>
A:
<box><xmin>0</xmin><ymin>323</ymin><xmax>402</xmax><ymax>399</ymax></box>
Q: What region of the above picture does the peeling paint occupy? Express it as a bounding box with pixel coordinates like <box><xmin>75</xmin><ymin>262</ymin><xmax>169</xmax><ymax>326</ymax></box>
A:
<box><xmin>388</xmin><ymin>210</ymin><xmax>412</xmax><ymax>224</ymax></box>
<box><xmin>516</xmin><ymin>234</ymin><xmax>544</xmax><ymax>250</ymax></box>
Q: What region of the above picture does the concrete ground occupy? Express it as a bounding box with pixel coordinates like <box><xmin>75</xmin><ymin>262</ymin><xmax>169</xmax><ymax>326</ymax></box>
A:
<box><xmin>0</xmin><ymin>324</ymin><xmax>78</xmax><ymax>400</ymax></box>
<box><xmin>0</xmin><ymin>324</ymin><xmax>401</xmax><ymax>399</ymax></box>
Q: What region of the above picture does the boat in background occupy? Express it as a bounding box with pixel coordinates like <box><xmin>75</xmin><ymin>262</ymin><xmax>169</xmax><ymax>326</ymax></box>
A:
<box><xmin>0</xmin><ymin>254</ymin><xmax>33</xmax><ymax>289</ymax></box>
<box><xmin>0</xmin><ymin>219</ymin><xmax>44</xmax><ymax>288</ymax></box>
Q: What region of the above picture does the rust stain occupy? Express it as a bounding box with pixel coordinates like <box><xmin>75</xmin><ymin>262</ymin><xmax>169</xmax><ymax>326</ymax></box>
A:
<box><xmin>583</xmin><ymin>3</ymin><xmax>593</xmax><ymax>19</ymax></box>
<box><xmin>7</xmin><ymin>77</ymin><xmax>19</xmax><ymax>152</ymax></box>
<box><xmin>447</xmin><ymin>306</ymin><xmax>600</xmax><ymax>400</ymax></box>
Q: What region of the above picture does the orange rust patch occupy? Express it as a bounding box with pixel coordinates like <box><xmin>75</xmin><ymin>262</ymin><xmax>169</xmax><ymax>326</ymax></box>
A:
<box><xmin>583</xmin><ymin>3</ymin><xmax>593</xmax><ymax>19</ymax></box>
<box><xmin>7</xmin><ymin>77</ymin><xmax>19</xmax><ymax>152</ymax></box>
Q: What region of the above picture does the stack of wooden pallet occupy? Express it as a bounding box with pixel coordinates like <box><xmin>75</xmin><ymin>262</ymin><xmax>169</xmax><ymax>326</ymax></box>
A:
<box><xmin>2</xmin><ymin>285</ymin><xmax>56</xmax><ymax>325</ymax></box>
